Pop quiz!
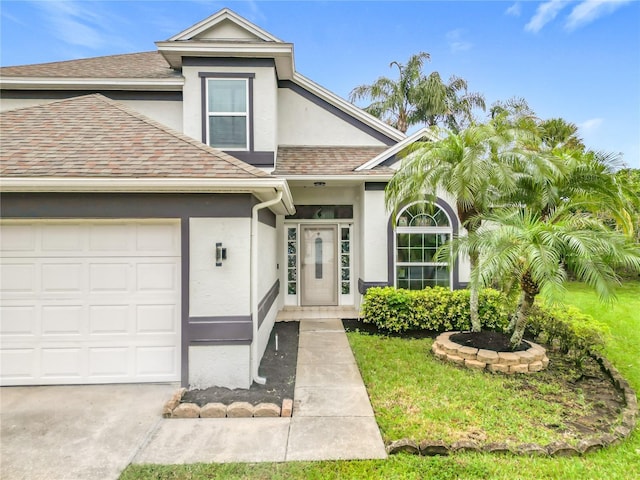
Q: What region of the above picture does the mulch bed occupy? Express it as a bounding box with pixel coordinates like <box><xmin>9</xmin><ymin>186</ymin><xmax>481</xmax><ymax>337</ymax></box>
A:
<box><xmin>451</xmin><ymin>330</ymin><xmax>530</xmax><ymax>352</ymax></box>
<box><xmin>181</xmin><ymin>321</ymin><xmax>299</xmax><ymax>407</ymax></box>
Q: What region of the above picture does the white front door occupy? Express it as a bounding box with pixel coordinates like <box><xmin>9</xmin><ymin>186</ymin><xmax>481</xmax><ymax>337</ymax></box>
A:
<box><xmin>301</xmin><ymin>225</ymin><xmax>337</xmax><ymax>306</ymax></box>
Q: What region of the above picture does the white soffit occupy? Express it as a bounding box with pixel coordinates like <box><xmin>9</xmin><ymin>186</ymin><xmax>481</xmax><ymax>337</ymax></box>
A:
<box><xmin>355</xmin><ymin>127</ymin><xmax>439</xmax><ymax>171</ymax></box>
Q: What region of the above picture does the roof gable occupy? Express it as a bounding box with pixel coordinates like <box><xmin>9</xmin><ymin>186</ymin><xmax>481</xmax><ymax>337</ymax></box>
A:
<box><xmin>0</xmin><ymin>94</ymin><xmax>269</xmax><ymax>179</ymax></box>
<box><xmin>168</xmin><ymin>8</ymin><xmax>281</xmax><ymax>43</ymax></box>
<box><xmin>355</xmin><ymin>127</ymin><xmax>438</xmax><ymax>171</ymax></box>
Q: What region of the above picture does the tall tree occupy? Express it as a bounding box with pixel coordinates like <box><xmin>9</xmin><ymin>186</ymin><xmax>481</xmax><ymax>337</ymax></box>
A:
<box><xmin>385</xmin><ymin>122</ymin><xmax>524</xmax><ymax>331</ymax></box>
<box><xmin>349</xmin><ymin>52</ymin><xmax>484</xmax><ymax>133</ymax></box>
<box><xmin>349</xmin><ymin>52</ymin><xmax>433</xmax><ymax>133</ymax></box>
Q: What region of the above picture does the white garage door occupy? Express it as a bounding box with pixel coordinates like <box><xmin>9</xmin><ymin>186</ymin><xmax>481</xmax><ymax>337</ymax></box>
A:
<box><xmin>0</xmin><ymin>220</ymin><xmax>181</xmax><ymax>386</ymax></box>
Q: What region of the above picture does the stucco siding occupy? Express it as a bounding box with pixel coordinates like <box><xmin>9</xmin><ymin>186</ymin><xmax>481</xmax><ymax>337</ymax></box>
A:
<box><xmin>277</xmin><ymin>88</ymin><xmax>388</xmax><ymax>146</ymax></box>
<box><xmin>189</xmin><ymin>217</ymin><xmax>251</xmax><ymax>318</ymax></box>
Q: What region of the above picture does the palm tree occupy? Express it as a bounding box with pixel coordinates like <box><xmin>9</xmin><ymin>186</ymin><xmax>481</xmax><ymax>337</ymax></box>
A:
<box><xmin>349</xmin><ymin>53</ymin><xmax>485</xmax><ymax>133</ymax></box>
<box><xmin>386</xmin><ymin>121</ymin><xmax>524</xmax><ymax>331</ymax></box>
<box><xmin>349</xmin><ymin>52</ymin><xmax>434</xmax><ymax>133</ymax></box>
<box><xmin>455</xmin><ymin>205</ymin><xmax>640</xmax><ymax>347</ymax></box>
<box><xmin>418</xmin><ymin>74</ymin><xmax>486</xmax><ymax>132</ymax></box>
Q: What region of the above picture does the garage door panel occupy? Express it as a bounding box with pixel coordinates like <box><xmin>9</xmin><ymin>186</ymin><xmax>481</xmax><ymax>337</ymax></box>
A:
<box><xmin>41</xmin><ymin>348</ymin><xmax>83</xmax><ymax>378</ymax></box>
<box><xmin>137</xmin><ymin>305</ymin><xmax>178</xmax><ymax>334</ymax></box>
<box><xmin>1</xmin><ymin>306</ymin><xmax>37</xmax><ymax>336</ymax></box>
<box><xmin>42</xmin><ymin>306</ymin><xmax>83</xmax><ymax>335</ymax></box>
<box><xmin>1</xmin><ymin>262</ymin><xmax>36</xmax><ymax>293</ymax></box>
<box><xmin>137</xmin><ymin>346</ymin><xmax>178</xmax><ymax>377</ymax></box>
<box><xmin>1</xmin><ymin>220</ymin><xmax>181</xmax><ymax>386</ymax></box>
<box><xmin>89</xmin><ymin>347</ymin><xmax>130</xmax><ymax>377</ymax></box>
<box><xmin>0</xmin><ymin>349</ymin><xmax>36</xmax><ymax>380</ymax></box>
<box><xmin>42</xmin><ymin>224</ymin><xmax>84</xmax><ymax>251</ymax></box>
<box><xmin>0</xmin><ymin>224</ymin><xmax>36</xmax><ymax>251</ymax></box>
<box><xmin>89</xmin><ymin>305</ymin><xmax>131</xmax><ymax>335</ymax></box>
<box><xmin>137</xmin><ymin>262</ymin><xmax>179</xmax><ymax>291</ymax></box>
<box><xmin>42</xmin><ymin>263</ymin><xmax>84</xmax><ymax>293</ymax></box>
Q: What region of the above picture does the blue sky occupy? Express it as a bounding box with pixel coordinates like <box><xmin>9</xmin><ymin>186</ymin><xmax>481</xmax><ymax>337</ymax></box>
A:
<box><xmin>2</xmin><ymin>1</ymin><xmax>639</xmax><ymax>168</ymax></box>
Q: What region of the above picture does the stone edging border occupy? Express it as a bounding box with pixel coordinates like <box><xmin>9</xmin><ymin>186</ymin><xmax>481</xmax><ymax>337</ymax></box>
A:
<box><xmin>162</xmin><ymin>388</ymin><xmax>293</xmax><ymax>418</ymax></box>
<box><xmin>387</xmin><ymin>350</ymin><xmax>638</xmax><ymax>456</ymax></box>
<box><xmin>432</xmin><ymin>331</ymin><xmax>549</xmax><ymax>374</ymax></box>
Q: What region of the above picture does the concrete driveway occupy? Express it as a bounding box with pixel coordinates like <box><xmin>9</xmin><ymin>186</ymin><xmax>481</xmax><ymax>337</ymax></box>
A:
<box><xmin>0</xmin><ymin>383</ymin><xmax>176</xmax><ymax>480</ymax></box>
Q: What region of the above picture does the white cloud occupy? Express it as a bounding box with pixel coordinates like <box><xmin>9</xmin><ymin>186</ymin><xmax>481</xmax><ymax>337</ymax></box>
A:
<box><xmin>505</xmin><ymin>2</ymin><xmax>522</xmax><ymax>17</ymax></box>
<box><xmin>446</xmin><ymin>29</ymin><xmax>472</xmax><ymax>53</ymax></box>
<box><xmin>525</xmin><ymin>0</ymin><xmax>570</xmax><ymax>33</ymax></box>
<box><xmin>578</xmin><ymin>118</ymin><xmax>604</xmax><ymax>133</ymax></box>
<box><xmin>565</xmin><ymin>0</ymin><xmax>633</xmax><ymax>31</ymax></box>
<box><xmin>29</xmin><ymin>0</ymin><xmax>131</xmax><ymax>51</ymax></box>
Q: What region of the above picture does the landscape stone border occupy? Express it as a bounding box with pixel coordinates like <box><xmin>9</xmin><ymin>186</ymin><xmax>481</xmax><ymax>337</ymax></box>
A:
<box><xmin>431</xmin><ymin>331</ymin><xmax>549</xmax><ymax>374</ymax></box>
<box><xmin>162</xmin><ymin>388</ymin><xmax>293</xmax><ymax>418</ymax></box>
<box><xmin>387</xmin><ymin>349</ymin><xmax>638</xmax><ymax>457</ymax></box>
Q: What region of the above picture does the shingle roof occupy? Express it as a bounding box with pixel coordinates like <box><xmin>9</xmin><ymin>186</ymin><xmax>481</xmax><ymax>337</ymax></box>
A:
<box><xmin>273</xmin><ymin>146</ymin><xmax>393</xmax><ymax>176</ymax></box>
<box><xmin>0</xmin><ymin>94</ymin><xmax>269</xmax><ymax>179</ymax></box>
<box><xmin>0</xmin><ymin>51</ymin><xmax>179</xmax><ymax>79</ymax></box>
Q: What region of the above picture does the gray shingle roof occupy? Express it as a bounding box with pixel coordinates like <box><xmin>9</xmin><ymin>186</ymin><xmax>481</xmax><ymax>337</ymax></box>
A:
<box><xmin>273</xmin><ymin>146</ymin><xmax>393</xmax><ymax>176</ymax></box>
<box><xmin>0</xmin><ymin>51</ymin><xmax>179</xmax><ymax>79</ymax></box>
<box><xmin>0</xmin><ymin>94</ymin><xmax>269</xmax><ymax>179</ymax></box>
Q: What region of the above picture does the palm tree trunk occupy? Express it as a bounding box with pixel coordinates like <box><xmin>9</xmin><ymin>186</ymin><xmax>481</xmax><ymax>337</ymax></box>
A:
<box><xmin>469</xmin><ymin>250</ymin><xmax>481</xmax><ymax>332</ymax></box>
<box><xmin>508</xmin><ymin>290</ymin><xmax>525</xmax><ymax>332</ymax></box>
<box><xmin>510</xmin><ymin>272</ymin><xmax>539</xmax><ymax>348</ymax></box>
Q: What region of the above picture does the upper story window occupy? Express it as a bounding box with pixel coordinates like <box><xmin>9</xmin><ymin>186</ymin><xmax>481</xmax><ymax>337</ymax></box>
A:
<box><xmin>202</xmin><ymin>76</ymin><xmax>253</xmax><ymax>150</ymax></box>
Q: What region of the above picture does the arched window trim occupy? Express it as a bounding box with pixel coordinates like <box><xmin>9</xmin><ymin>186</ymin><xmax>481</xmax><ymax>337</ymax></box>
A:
<box><xmin>394</xmin><ymin>201</ymin><xmax>454</xmax><ymax>290</ymax></box>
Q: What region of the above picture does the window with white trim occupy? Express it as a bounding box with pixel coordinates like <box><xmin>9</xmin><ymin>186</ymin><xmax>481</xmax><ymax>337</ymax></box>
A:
<box><xmin>395</xmin><ymin>202</ymin><xmax>452</xmax><ymax>289</ymax></box>
<box><xmin>206</xmin><ymin>78</ymin><xmax>249</xmax><ymax>149</ymax></box>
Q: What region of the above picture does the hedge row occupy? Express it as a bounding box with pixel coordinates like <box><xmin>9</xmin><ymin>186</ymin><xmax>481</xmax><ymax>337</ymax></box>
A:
<box><xmin>360</xmin><ymin>286</ymin><xmax>608</xmax><ymax>358</ymax></box>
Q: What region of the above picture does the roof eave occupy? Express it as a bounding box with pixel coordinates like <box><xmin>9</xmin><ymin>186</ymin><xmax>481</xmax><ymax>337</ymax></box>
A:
<box><xmin>156</xmin><ymin>42</ymin><xmax>295</xmax><ymax>79</ymax></box>
<box><xmin>0</xmin><ymin>77</ymin><xmax>184</xmax><ymax>91</ymax></box>
<box><xmin>355</xmin><ymin>127</ymin><xmax>439</xmax><ymax>171</ymax></box>
<box><xmin>168</xmin><ymin>8</ymin><xmax>283</xmax><ymax>43</ymax></box>
<box><xmin>0</xmin><ymin>177</ymin><xmax>295</xmax><ymax>215</ymax></box>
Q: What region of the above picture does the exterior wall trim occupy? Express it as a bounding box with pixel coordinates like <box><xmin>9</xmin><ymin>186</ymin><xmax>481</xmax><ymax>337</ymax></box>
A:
<box><xmin>258</xmin><ymin>279</ymin><xmax>280</xmax><ymax>328</ymax></box>
<box><xmin>0</xmin><ymin>90</ymin><xmax>183</xmax><ymax>101</ymax></box>
<box><xmin>199</xmin><ymin>72</ymin><xmax>256</xmax><ymax>152</ymax></box>
<box><xmin>186</xmin><ymin>57</ymin><xmax>276</xmax><ymax>68</ymax></box>
<box><xmin>187</xmin><ymin>316</ymin><xmax>253</xmax><ymax>345</ymax></box>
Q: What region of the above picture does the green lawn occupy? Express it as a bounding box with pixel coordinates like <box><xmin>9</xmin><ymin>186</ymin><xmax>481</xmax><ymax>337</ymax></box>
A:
<box><xmin>120</xmin><ymin>281</ymin><xmax>640</xmax><ymax>480</ymax></box>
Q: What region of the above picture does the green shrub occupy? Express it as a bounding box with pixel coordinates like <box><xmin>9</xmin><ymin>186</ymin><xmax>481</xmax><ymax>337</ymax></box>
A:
<box><xmin>526</xmin><ymin>303</ymin><xmax>609</xmax><ymax>365</ymax></box>
<box><xmin>360</xmin><ymin>286</ymin><xmax>511</xmax><ymax>333</ymax></box>
<box><xmin>360</xmin><ymin>286</ymin><xmax>608</xmax><ymax>364</ymax></box>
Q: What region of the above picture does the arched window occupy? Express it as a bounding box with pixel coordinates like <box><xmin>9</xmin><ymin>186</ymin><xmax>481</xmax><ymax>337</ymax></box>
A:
<box><xmin>396</xmin><ymin>202</ymin><xmax>452</xmax><ymax>289</ymax></box>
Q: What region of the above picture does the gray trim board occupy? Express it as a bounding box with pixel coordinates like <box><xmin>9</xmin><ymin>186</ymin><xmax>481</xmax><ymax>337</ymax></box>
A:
<box><xmin>187</xmin><ymin>316</ymin><xmax>252</xmax><ymax>345</ymax></box>
<box><xmin>227</xmin><ymin>151</ymin><xmax>274</xmax><ymax>168</ymax></box>
<box><xmin>379</xmin><ymin>154</ymin><xmax>398</xmax><ymax>167</ymax></box>
<box><xmin>181</xmin><ymin>219</ymin><xmax>190</xmax><ymax>385</ymax></box>
<box><xmin>0</xmin><ymin>192</ymin><xmax>257</xmax><ymax>218</ymax></box>
<box><xmin>186</xmin><ymin>58</ymin><xmax>275</xmax><ymax>68</ymax></box>
<box><xmin>0</xmin><ymin>90</ymin><xmax>182</xmax><ymax>101</ymax></box>
<box><xmin>364</xmin><ymin>182</ymin><xmax>387</xmax><ymax>191</ymax></box>
<box><xmin>258</xmin><ymin>280</ymin><xmax>280</xmax><ymax>328</ymax></box>
<box><xmin>257</xmin><ymin>206</ymin><xmax>277</xmax><ymax>228</ymax></box>
<box><xmin>278</xmin><ymin>80</ymin><xmax>397</xmax><ymax>146</ymax></box>
<box><xmin>357</xmin><ymin>278</ymin><xmax>390</xmax><ymax>295</ymax></box>
<box><xmin>387</xmin><ymin>197</ymin><xmax>462</xmax><ymax>290</ymax></box>
<box><xmin>200</xmin><ymin>73</ymin><xmax>255</xmax><ymax>152</ymax></box>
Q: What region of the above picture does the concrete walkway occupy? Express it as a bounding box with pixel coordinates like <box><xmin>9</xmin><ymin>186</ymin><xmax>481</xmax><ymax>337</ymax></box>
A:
<box><xmin>133</xmin><ymin>318</ymin><xmax>387</xmax><ymax>464</ymax></box>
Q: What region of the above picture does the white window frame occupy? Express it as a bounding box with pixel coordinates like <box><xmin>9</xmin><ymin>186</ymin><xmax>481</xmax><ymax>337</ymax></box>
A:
<box><xmin>205</xmin><ymin>78</ymin><xmax>249</xmax><ymax>151</ymax></box>
<box><xmin>394</xmin><ymin>202</ymin><xmax>453</xmax><ymax>290</ymax></box>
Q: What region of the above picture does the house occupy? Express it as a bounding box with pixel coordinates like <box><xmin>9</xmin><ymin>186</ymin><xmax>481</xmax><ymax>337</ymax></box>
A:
<box><xmin>0</xmin><ymin>9</ymin><xmax>470</xmax><ymax>389</ymax></box>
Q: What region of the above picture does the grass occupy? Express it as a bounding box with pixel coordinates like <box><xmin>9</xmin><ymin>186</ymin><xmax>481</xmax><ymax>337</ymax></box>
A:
<box><xmin>120</xmin><ymin>281</ymin><xmax>640</xmax><ymax>480</ymax></box>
